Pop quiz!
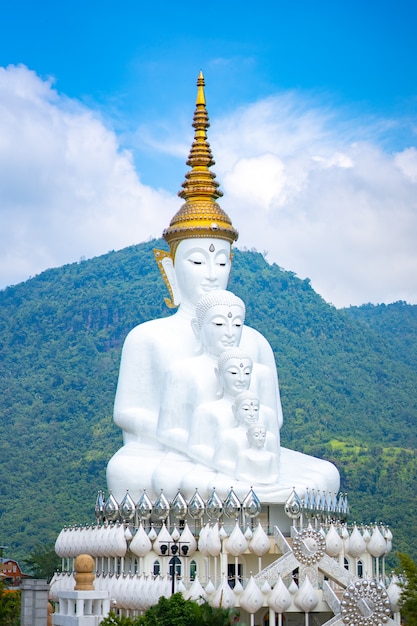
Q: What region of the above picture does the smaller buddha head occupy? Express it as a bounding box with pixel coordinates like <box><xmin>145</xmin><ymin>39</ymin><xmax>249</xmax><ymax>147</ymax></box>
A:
<box><xmin>192</xmin><ymin>291</ymin><xmax>245</xmax><ymax>358</ymax></box>
<box><xmin>232</xmin><ymin>391</ymin><xmax>260</xmax><ymax>426</ymax></box>
<box><xmin>215</xmin><ymin>348</ymin><xmax>253</xmax><ymax>397</ymax></box>
<box><xmin>246</xmin><ymin>423</ymin><xmax>267</xmax><ymax>449</ymax></box>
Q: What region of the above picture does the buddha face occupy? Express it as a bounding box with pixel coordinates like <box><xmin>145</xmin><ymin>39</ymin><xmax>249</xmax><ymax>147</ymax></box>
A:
<box><xmin>200</xmin><ymin>305</ymin><xmax>244</xmax><ymax>357</ymax></box>
<box><xmin>173</xmin><ymin>238</ymin><xmax>231</xmax><ymax>308</ymax></box>
<box><xmin>247</xmin><ymin>425</ymin><xmax>266</xmax><ymax>449</ymax></box>
<box><xmin>220</xmin><ymin>357</ymin><xmax>252</xmax><ymax>395</ymax></box>
<box><xmin>235</xmin><ymin>396</ymin><xmax>260</xmax><ymax>426</ymax></box>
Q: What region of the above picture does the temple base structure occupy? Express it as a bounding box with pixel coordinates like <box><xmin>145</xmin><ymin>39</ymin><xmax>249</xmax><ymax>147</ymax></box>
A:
<box><xmin>51</xmin><ymin>490</ymin><xmax>400</xmax><ymax>624</ymax></box>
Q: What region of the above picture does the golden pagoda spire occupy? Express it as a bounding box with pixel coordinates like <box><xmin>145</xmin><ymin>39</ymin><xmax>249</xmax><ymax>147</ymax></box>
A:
<box><xmin>162</xmin><ymin>72</ymin><xmax>238</xmax><ymax>258</ymax></box>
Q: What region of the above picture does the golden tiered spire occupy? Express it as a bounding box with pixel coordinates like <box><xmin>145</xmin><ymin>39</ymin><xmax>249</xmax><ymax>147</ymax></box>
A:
<box><xmin>179</xmin><ymin>70</ymin><xmax>221</xmax><ymax>204</ymax></box>
<box><xmin>162</xmin><ymin>71</ymin><xmax>238</xmax><ymax>258</ymax></box>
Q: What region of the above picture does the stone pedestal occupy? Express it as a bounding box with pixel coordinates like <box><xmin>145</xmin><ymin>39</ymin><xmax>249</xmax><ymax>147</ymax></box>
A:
<box><xmin>52</xmin><ymin>553</ymin><xmax>110</xmax><ymax>625</ymax></box>
<box><xmin>52</xmin><ymin>590</ymin><xmax>110</xmax><ymax>626</ymax></box>
<box><xmin>20</xmin><ymin>579</ymin><xmax>50</xmax><ymax>626</ymax></box>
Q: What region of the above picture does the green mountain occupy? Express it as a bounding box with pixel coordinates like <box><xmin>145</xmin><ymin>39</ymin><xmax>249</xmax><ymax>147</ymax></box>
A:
<box><xmin>1</xmin><ymin>240</ymin><xmax>416</xmax><ymax>564</ymax></box>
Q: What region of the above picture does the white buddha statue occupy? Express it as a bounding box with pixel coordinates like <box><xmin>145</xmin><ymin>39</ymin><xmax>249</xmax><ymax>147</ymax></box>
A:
<box><xmin>188</xmin><ymin>348</ymin><xmax>253</xmax><ymax>464</ymax></box>
<box><xmin>106</xmin><ymin>72</ymin><xmax>340</xmax><ymax>503</ymax></box>
<box><xmin>213</xmin><ymin>390</ymin><xmax>279</xmax><ymax>475</ymax></box>
<box><xmin>188</xmin><ymin>348</ymin><xmax>279</xmax><ymax>465</ymax></box>
<box><xmin>157</xmin><ymin>290</ymin><xmax>246</xmax><ymax>451</ymax></box>
<box><xmin>236</xmin><ymin>424</ymin><xmax>279</xmax><ymax>484</ymax></box>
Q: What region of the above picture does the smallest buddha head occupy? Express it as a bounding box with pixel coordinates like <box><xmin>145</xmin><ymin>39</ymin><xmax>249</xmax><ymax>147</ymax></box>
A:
<box><xmin>233</xmin><ymin>391</ymin><xmax>260</xmax><ymax>426</ymax></box>
<box><xmin>216</xmin><ymin>348</ymin><xmax>253</xmax><ymax>397</ymax></box>
<box><xmin>246</xmin><ymin>423</ymin><xmax>267</xmax><ymax>449</ymax></box>
<box><xmin>192</xmin><ymin>290</ymin><xmax>245</xmax><ymax>358</ymax></box>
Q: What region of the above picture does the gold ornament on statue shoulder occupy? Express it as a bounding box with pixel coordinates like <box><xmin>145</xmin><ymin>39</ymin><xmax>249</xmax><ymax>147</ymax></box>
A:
<box><xmin>158</xmin><ymin>71</ymin><xmax>238</xmax><ymax>259</ymax></box>
<box><xmin>153</xmin><ymin>248</ymin><xmax>177</xmax><ymax>308</ymax></box>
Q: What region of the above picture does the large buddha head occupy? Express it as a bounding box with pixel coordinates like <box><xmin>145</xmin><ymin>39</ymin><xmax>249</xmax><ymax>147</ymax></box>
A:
<box><xmin>192</xmin><ymin>290</ymin><xmax>245</xmax><ymax>358</ymax></box>
<box><xmin>154</xmin><ymin>72</ymin><xmax>238</xmax><ymax>311</ymax></box>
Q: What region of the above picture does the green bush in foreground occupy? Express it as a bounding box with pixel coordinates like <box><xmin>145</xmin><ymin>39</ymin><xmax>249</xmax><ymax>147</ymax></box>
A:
<box><xmin>0</xmin><ymin>582</ymin><xmax>21</xmax><ymax>626</ymax></box>
<box><xmin>100</xmin><ymin>593</ymin><xmax>240</xmax><ymax>626</ymax></box>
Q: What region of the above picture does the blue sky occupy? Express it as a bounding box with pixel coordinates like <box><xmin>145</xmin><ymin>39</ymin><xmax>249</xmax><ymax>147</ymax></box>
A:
<box><xmin>0</xmin><ymin>0</ymin><xmax>416</xmax><ymax>306</ymax></box>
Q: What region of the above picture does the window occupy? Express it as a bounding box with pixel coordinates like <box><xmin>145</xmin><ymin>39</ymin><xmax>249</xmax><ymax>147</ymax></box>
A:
<box><xmin>227</xmin><ymin>563</ymin><xmax>243</xmax><ymax>589</ymax></box>
<box><xmin>169</xmin><ymin>556</ymin><xmax>181</xmax><ymax>578</ymax></box>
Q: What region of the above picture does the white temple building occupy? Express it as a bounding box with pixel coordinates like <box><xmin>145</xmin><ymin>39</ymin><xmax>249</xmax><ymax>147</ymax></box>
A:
<box><xmin>52</xmin><ymin>73</ymin><xmax>401</xmax><ymax>626</ymax></box>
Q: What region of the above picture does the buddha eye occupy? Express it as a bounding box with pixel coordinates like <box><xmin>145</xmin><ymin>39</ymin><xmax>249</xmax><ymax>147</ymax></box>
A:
<box><xmin>187</xmin><ymin>255</ymin><xmax>205</xmax><ymax>265</ymax></box>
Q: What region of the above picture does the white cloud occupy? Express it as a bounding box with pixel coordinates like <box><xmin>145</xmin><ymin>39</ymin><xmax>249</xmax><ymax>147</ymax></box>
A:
<box><xmin>209</xmin><ymin>96</ymin><xmax>417</xmax><ymax>307</ymax></box>
<box><xmin>1</xmin><ymin>67</ymin><xmax>416</xmax><ymax>308</ymax></box>
<box><xmin>223</xmin><ymin>154</ymin><xmax>287</xmax><ymax>208</ymax></box>
<box><xmin>394</xmin><ymin>147</ymin><xmax>417</xmax><ymax>182</ymax></box>
<box><xmin>0</xmin><ymin>65</ymin><xmax>178</xmax><ymax>289</ymax></box>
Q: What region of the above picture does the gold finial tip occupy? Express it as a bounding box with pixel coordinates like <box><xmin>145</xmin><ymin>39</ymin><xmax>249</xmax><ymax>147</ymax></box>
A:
<box><xmin>196</xmin><ymin>70</ymin><xmax>206</xmax><ymax>105</ymax></box>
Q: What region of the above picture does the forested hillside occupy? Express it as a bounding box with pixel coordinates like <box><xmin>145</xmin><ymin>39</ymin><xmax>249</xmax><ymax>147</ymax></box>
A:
<box><xmin>0</xmin><ymin>240</ymin><xmax>416</xmax><ymax>564</ymax></box>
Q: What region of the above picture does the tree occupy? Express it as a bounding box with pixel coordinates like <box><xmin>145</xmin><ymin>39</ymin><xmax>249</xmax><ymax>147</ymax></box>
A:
<box><xmin>398</xmin><ymin>552</ymin><xmax>417</xmax><ymax>625</ymax></box>
<box><xmin>100</xmin><ymin>593</ymin><xmax>240</xmax><ymax>626</ymax></box>
<box><xmin>0</xmin><ymin>582</ymin><xmax>20</xmax><ymax>626</ymax></box>
<box><xmin>23</xmin><ymin>544</ymin><xmax>61</xmax><ymax>582</ymax></box>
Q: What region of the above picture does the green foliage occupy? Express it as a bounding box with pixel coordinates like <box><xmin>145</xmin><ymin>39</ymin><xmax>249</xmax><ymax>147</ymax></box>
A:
<box><xmin>101</xmin><ymin>612</ymin><xmax>139</xmax><ymax>626</ymax></box>
<box><xmin>0</xmin><ymin>582</ymin><xmax>20</xmax><ymax>626</ymax></box>
<box><xmin>135</xmin><ymin>594</ymin><xmax>197</xmax><ymax>626</ymax></box>
<box><xmin>23</xmin><ymin>544</ymin><xmax>61</xmax><ymax>582</ymax></box>
<box><xmin>308</xmin><ymin>442</ymin><xmax>417</xmax><ymax>561</ymax></box>
<box><xmin>197</xmin><ymin>600</ymin><xmax>239</xmax><ymax>626</ymax></box>
<box><xmin>0</xmin><ymin>241</ymin><xmax>417</xmax><ymax>566</ymax></box>
<box><xmin>398</xmin><ymin>553</ymin><xmax>417</xmax><ymax>625</ymax></box>
<box><xmin>100</xmin><ymin>594</ymin><xmax>239</xmax><ymax>626</ymax></box>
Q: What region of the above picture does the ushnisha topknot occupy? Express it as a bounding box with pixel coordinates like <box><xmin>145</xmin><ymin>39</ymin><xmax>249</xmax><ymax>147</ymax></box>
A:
<box><xmin>194</xmin><ymin>290</ymin><xmax>245</xmax><ymax>330</ymax></box>
<box><xmin>246</xmin><ymin>422</ymin><xmax>266</xmax><ymax>435</ymax></box>
<box><xmin>217</xmin><ymin>348</ymin><xmax>253</xmax><ymax>373</ymax></box>
<box><xmin>162</xmin><ymin>72</ymin><xmax>238</xmax><ymax>259</ymax></box>
<box><xmin>233</xmin><ymin>390</ymin><xmax>259</xmax><ymax>408</ymax></box>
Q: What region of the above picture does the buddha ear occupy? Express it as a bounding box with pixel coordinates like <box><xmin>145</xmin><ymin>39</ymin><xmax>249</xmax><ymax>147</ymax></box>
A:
<box><xmin>191</xmin><ymin>319</ymin><xmax>204</xmax><ymax>355</ymax></box>
<box><xmin>191</xmin><ymin>318</ymin><xmax>200</xmax><ymax>339</ymax></box>
<box><xmin>161</xmin><ymin>255</ymin><xmax>181</xmax><ymax>307</ymax></box>
<box><xmin>215</xmin><ymin>367</ymin><xmax>223</xmax><ymax>398</ymax></box>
